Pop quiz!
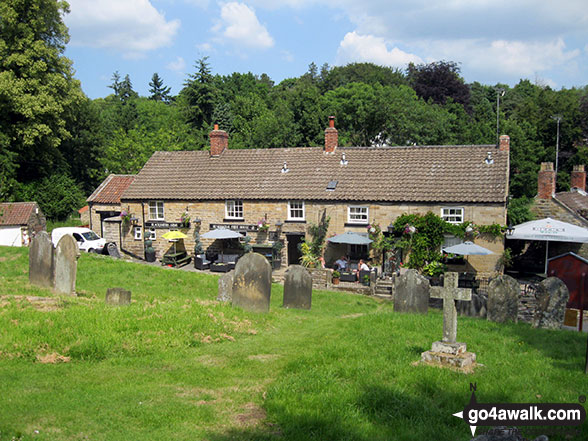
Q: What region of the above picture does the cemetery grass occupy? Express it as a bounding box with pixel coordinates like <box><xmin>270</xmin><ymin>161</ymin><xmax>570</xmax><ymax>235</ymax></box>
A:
<box><xmin>0</xmin><ymin>247</ymin><xmax>587</xmax><ymax>441</ymax></box>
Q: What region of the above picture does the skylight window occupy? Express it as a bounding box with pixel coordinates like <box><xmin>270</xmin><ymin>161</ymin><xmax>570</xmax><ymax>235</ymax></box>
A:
<box><xmin>326</xmin><ymin>180</ymin><xmax>338</xmax><ymax>191</ymax></box>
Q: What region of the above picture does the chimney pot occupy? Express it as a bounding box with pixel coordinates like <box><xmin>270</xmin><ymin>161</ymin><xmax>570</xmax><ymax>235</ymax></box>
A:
<box><xmin>537</xmin><ymin>162</ymin><xmax>555</xmax><ymax>199</ymax></box>
<box><xmin>214</xmin><ymin>123</ymin><xmax>219</xmax><ymax>131</ymax></box>
<box><xmin>571</xmin><ymin>164</ymin><xmax>586</xmax><ymax>191</ymax></box>
<box><xmin>325</xmin><ymin>116</ymin><xmax>338</xmax><ymax>153</ymax></box>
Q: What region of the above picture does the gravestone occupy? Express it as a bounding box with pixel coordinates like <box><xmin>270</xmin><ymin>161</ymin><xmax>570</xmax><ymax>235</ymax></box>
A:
<box><xmin>457</xmin><ymin>291</ymin><xmax>487</xmax><ymax>318</ymax></box>
<box><xmin>533</xmin><ymin>277</ymin><xmax>569</xmax><ymax>330</ymax></box>
<box><xmin>53</xmin><ymin>234</ymin><xmax>80</xmax><ymax>295</ymax></box>
<box><xmin>107</xmin><ymin>242</ymin><xmax>121</xmax><ymax>259</ymax></box>
<box><xmin>393</xmin><ymin>269</ymin><xmax>429</xmax><ymax>314</ymax></box>
<box><xmin>217</xmin><ymin>271</ymin><xmax>234</xmax><ymax>302</ymax></box>
<box><xmin>283</xmin><ymin>265</ymin><xmax>312</xmax><ymax>310</ymax></box>
<box><xmin>470</xmin><ymin>426</ymin><xmax>547</xmax><ymax>441</ymax></box>
<box><xmin>105</xmin><ymin>288</ymin><xmax>131</xmax><ymax>305</ymax></box>
<box><xmin>421</xmin><ymin>272</ymin><xmax>476</xmax><ymax>370</ymax></box>
<box><xmin>487</xmin><ymin>275</ymin><xmax>519</xmax><ymax>323</ymax></box>
<box><xmin>232</xmin><ymin>253</ymin><xmax>272</xmax><ymax>313</ymax></box>
<box><xmin>29</xmin><ymin>231</ymin><xmax>54</xmax><ymax>289</ymax></box>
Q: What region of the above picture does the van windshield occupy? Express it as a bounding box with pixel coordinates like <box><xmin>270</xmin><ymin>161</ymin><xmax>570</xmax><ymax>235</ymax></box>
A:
<box><xmin>82</xmin><ymin>231</ymin><xmax>100</xmax><ymax>241</ymax></box>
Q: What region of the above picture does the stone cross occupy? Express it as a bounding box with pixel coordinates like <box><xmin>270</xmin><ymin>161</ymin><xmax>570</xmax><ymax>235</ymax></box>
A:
<box><xmin>430</xmin><ymin>272</ymin><xmax>471</xmax><ymax>343</ymax></box>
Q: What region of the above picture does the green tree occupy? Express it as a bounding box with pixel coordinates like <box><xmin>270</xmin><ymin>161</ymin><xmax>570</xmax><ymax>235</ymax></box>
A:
<box><xmin>0</xmin><ymin>0</ymin><xmax>86</xmax><ymax>189</ymax></box>
<box><xmin>149</xmin><ymin>72</ymin><xmax>172</xmax><ymax>103</ymax></box>
<box><xmin>407</xmin><ymin>61</ymin><xmax>470</xmax><ymax>111</ymax></box>
<box><xmin>179</xmin><ymin>57</ymin><xmax>215</xmax><ymax>130</ymax></box>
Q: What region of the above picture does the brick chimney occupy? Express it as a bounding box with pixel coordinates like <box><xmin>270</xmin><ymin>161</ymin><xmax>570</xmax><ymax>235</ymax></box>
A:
<box><xmin>571</xmin><ymin>165</ymin><xmax>586</xmax><ymax>191</ymax></box>
<box><xmin>324</xmin><ymin>116</ymin><xmax>338</xmax><ymax>153</ymax></box>
<box><xmin>499</xmin><ymin>135</ymin><xmax>510</xmax><ymax>151</ymax></box>
<box><xmin>209</xmin><ymin>124</ymin><xmax>228</xmax><ymax>157</ymax></box>
<box><xmin>538</xmin><ymin>162</ymin><xmax>556</xmax><ymax>199</ymax></box>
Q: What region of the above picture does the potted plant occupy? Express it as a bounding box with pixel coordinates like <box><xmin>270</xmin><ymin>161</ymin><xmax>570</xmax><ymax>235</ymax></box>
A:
<box><xmin>120</xmin><ymin>210</ymin><xmax>131</xmax><ymax>226</ymax></box>
<box><xmin>332</xmin><ymin>270</ymin><xmax>341</xmax><ymax>285</ymax></box>
<box><xmin>272</xmin><ymin>240</ymin><xmax>283</xmax><ymax>269</ymax></box>
<box><xmin>180</xmin><ymin>212</ymin><xmax>190</xmax><ymax>228</ymax></box>
<box><xmin>257</xmin><ymin>218</ymin><xmax>269</xmax><ymax>232</ymax></box>
<box><xmin>362</xmin><ymin>274</ymin><xmax>370</xmax><ymax>286</ymax></box>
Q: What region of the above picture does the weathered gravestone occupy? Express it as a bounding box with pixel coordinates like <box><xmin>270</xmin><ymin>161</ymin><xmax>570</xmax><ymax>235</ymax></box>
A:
<box><xmin>470</xmin><ymin>426</ymin><xmax>547</xmax><ymax>441</ymax></box>
<box><xmin>283</xmin><ymin>265</ymin><xmax>312</xmax><ymax>310</ymax></box>
<box><xmin>393</xmin><ymin>269</ymin><xmax>429</xmax><ymax>314</ymax></box>
<box><xmin>533</xmin><ymin>277</ymin><xmax>569</xmax><ymax>330</ymax></box>
<box><xmin>487</xmin><ymin>275</ymin><xmax>519</xmax><ymax>323</ymax></box>
<box><xmin>29</xmin><ymin>231</ymin><xmax>54</xmax><ymax>289</ymax></box>
<box><xmin>217</xmin><ymin>271</ymin><xmax>234</xmax><ymax>302</ymax></box>
<box><xmin>107</xmin><ymin>242</ymin><xmax>121</xmax><ymax>259</ymax></box>
<box><xmin>421</xmin><ymin>272</ymin><xmax>476</xmax><ymax>370</ymax></box>
<box><xmin>53</xmin><ymin>234</ymin><xmax>80</xmax><ymax>295</ymax></box>
<box><xmin>105</xmin><ymin>288</ymin><xmax>131</xmax><ymax>306</ymax></box>
<box><xmin>232</xmin><ymin>253</ymin><xmax>272</xmax><ymax>313</ymax></box>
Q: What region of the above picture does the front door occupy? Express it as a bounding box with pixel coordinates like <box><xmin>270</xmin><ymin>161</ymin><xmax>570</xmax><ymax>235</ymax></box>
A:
<box><xmin>286</xmin><ymin>233</ymin><xmax>305</xmax><ymax>266</ymax></box>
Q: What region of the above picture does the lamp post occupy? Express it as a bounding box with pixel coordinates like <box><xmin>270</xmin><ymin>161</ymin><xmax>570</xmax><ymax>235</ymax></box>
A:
<box><xmin>551</xmin><ymin>115</ymin><xmax>562</xmax><ymax>177</ymax></box>
<box><xmin>495</xmin><ymin>87</ymin><xmax>505</xmax><ymax>147</ymax></box>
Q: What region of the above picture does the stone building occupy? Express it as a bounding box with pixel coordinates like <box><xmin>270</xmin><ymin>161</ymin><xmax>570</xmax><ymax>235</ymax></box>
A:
<box><xmin>87</xmin><ymin>174</ymin><xmax>135</xmax><ymax>240</ymax></box>
<box><xmin>0</xmin><ymin>202</ymin><xmax>46</xmax><ymax>247</ymax></box>
<box><xmin>118</xmin><ymin>118</ymin><xmax>510</xmax><ymax>276</ymax></box>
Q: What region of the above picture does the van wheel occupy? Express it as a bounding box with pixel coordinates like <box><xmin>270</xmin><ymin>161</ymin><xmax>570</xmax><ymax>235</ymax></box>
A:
<box><xmin>88</xmin><ymin>248</ymin><xmax>95</xmax><ymax>253</ymax></box>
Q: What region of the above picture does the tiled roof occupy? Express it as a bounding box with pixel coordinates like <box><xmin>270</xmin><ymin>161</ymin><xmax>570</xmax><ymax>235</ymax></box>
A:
<box><xmin>122</xmin><ymin>145</ymin><xmax>509</xmax><ymax>203</ymax></box>
<box><xmin>0</xmin><ymin>202</ymin><xmax>38</xmax><ymax>226</ymax></box>
<box><xmin>87</xmin><ymin>174</ymin><xmax>135</xmax><ymax>204</ymax></box>
<box><xmin>555</xmin><ymin>190</ymin><xmax>588</xmax><ymax>220</ymax></box>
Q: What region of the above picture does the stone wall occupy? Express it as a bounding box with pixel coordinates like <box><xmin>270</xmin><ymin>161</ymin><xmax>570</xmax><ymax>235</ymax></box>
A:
<box><xmin>89</xmin><ymin>202</ymin><xmax>122</xmax><ymax>237</ymax></box>
<box><xmin>120</xmin><ymin>198</ymin><xmax>506</xmax><ymax>273</ymax></box>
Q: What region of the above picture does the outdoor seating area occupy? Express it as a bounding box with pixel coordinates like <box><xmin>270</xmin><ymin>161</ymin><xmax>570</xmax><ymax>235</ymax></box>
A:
<box><xmin>161</xmin><ymin>250</ymin><xmax>191</xmax><ymax>267</ymax></box>
<box><xmin>209</xmin><ymin>253</ymin><xmax>240</xmax><ymax>273</ymax></box>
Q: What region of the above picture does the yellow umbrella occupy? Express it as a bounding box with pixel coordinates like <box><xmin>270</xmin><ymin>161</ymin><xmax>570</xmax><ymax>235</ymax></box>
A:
<box><xmin>162</xmin><ymin>231</ymin><xmax>188</xmax><ymax>240</ymax></box>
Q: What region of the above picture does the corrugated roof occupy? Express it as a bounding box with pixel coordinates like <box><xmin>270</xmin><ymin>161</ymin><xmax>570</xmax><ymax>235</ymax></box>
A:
<box><xmin>0</xmin><ymin>202</ymin><xmax>38</xmax><ymax>226</ymax></box>
<box><xmin>87</xmin><ymin>174</ymin><xmax>136</xmax><ymax>204</ymax></box>
<box><xmin>122</xmin><ymin>145</ymin><xmax>509</xmax><ymax>203</ymax></box>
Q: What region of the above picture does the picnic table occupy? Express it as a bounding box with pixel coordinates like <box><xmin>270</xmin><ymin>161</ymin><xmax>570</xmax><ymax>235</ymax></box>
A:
<box><xmin>161</xmin><ymin>251</ymin><xmax>191</xmax><ymax>267</ymax></box>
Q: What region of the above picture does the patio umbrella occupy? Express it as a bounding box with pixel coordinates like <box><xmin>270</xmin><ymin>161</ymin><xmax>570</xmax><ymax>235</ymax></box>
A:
<box><xmin>442</xmin><ymin>241</ymin><xmax>493</xmax><ymax>256</ymax></box>
<box><xmin>162</xmin><ymin>230</ymin><xmax>188</xmax><ymax>254</ymax></box>
<box><xmin>506</xmin><ymin>217</ymin><xmax>588</xmax><ymax>274</ymax></box>
<box><xmin>328</xmin><ymin>231</ymin><xmax>373</xmax><ymax>245</ymax></box>
<box><xmin>201</xmin><ymin>228</ymin><xmax>243</xmax><ymax>258</ymax></box>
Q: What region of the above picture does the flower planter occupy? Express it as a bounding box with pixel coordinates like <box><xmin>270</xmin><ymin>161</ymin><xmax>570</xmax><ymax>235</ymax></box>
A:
<box><xmin>332</xmin><ymin>278</ymin><xmax>340</xmax><ymax>285</ymax></box>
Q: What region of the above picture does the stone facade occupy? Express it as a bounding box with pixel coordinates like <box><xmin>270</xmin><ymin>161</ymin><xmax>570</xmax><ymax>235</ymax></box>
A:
<box><xmin>89</xmin><ymin>202</ymin><xmax>123</xmax><ymax>238</ymax></box>
<box><xmin>118</xmin><ymin>198</ymin><xmax>505</xmax><ymax>275</ymax></box>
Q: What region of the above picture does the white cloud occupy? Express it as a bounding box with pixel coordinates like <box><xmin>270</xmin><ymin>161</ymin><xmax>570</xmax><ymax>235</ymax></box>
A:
<box><xmin>65</xmin><ymin>0</ymin><xmax>180</xmax><ymax>57</ymax></box>
<box><xmin>336</xmin><ymin>32</ymin><xmax>422</xmax><ymax>67</ymax></box>
<box><xmin>212</xmin><ymin>2</ymin><xmax>274</xmax><ymax>49</ymax></box>
<box><xmin>166</xmin><ymin>56</ymin><xmax>186</xmax><ymax>72</ymax></box>
<box><xmin>281</xmin><ymin>50</ymin><xmax>294</xmax><ymax>62</ymax></box>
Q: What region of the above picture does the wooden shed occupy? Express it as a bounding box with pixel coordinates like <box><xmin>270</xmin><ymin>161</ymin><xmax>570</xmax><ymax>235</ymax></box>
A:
<box><xmin>548</xmin><ymin>252</ymin><xmax>588</xmax><ymax>330</ymax></box>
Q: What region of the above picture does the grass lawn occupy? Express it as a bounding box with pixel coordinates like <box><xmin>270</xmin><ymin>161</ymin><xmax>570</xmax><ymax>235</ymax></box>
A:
<box><xmin>0</xmin><ymin>246</ymin><xmax>587</xmax><ymax>441</ymax></box>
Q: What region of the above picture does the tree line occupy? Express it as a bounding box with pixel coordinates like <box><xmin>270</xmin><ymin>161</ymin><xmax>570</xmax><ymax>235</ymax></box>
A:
<box><xmin>1</xmin><ymin>0</ymin><xmax>587</xmax><ymax>221</ymax></box>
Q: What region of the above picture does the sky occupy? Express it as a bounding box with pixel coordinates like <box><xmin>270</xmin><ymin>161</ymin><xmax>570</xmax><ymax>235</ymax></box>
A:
<box><xmin>63</xmin><ymin>0</ymin><xmax>588</xmax><ymax>99</ymax></box>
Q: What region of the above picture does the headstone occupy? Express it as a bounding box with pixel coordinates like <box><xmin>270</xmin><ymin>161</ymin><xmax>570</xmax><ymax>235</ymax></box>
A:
<box><xmin>487</xmin><ymin>275</ymin><xmax>519</xmax><ymax>323</ymax></box>
<box><xmin>470</xmin><ymin>426</ymin><xmax>547</xmax><ymax>441</ymax></box>
<box><xmin>421</xmin><ymin>272</ymin><xmax>476</xmax><ymax>370</ymax></box>
<box><xmin>393</xmin><ymin>269</ymin><xmax>430</xmax><ymax>314</ymax></box>
<box><xmin>29</xmin><ymin>231</ymin><xmax>54</xmax><ymax>289</ymax></box>
<box><xmin>283</xmin><ymin>265</ymin><xmax>312</xmax><ymax>310</ymax></box>
<box><xmin>53</xmin><ymin>235</ymin><xmax>80</xmax><ymax>295</ymax></box>
<box><xmin>105</xmin><ymin>288</ymin><xmax>131</xmax><ymax>306</ymax></box>
<box><xmin>232</xmin><ymin>253</ymin><xmax>272</xmax><ymax>313</ymax></box>
<box><xmin>107</xmin><ymin>242</ymin><xmax>121</xmax><ymax>259</ymax></box>
<box><xmin>457</xmin><ymin>291</ymin><xmax>487</xmax><ymax>318</ymax></box>
<box><xmin>533</xmin><ymin>277</ymin><xmax>569</xmax><ymax>330</ymax></box>
<box><xmin>217</xmin><ymin>271</ymin><xmax>234</xmax><ymax>302</ymax></box>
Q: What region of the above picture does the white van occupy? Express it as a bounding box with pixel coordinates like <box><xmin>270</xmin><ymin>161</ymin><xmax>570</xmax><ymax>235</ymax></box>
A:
<box><xmin>51</xmin><ymin>227</ymin><xmax>106</xmax><ymax>253</ymax></box>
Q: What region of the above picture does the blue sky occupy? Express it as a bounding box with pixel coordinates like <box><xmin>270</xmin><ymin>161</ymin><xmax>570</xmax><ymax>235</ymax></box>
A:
<box><xmin>63</xmin><ymin>0</ymin><xmax>588</xmax><ymax>99</ymax></box>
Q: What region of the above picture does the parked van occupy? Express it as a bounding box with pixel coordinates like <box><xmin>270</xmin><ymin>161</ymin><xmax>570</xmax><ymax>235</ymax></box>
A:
<box><xmin>51</xmin><ymin>227</ymin><xmax>106</xmax><ymax>253</ymax></box>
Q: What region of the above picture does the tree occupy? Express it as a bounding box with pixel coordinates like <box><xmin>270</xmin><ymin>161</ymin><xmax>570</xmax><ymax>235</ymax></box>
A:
<box><xmin>149</xmin><ymin>73</ymin><xmax>172</xmax><ymax>103</ymax></box>
<box><xmin>179</xmin><ymin>57</ymin><xmax>216</xmax><ymax>130</ymax></box>
<box><xmin>407</xmin><ymin>61</ymin><xmax>470</xmax><ymax>111</ymax></box>
<box><xmin>0</xmin><ymin>0</ymin><xmax>86</xmax><ymax>189</ymax></box>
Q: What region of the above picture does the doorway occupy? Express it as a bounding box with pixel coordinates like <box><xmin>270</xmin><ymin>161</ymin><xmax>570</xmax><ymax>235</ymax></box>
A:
<box><xmin>286</xmin><ymin>233</ymin><xmax>305</xmax><ymax>266</ymax></box>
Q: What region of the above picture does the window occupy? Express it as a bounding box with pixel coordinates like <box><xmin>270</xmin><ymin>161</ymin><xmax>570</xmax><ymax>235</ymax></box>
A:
<box><xmin>149</xmin><ymin>201</ymin><xmax>164</xmax><ymax>220</ymax></box>
<box><xmin>225</xmin><ymin>200</ymin><xmax>244</xmax><ymax>219</ymax></box>
<box><xmin>288</xmin><ymin>201</ymin><xmax>305</xmax><ymax>221</ymax></box>
<box><xmin>348</xmin><ymin>206</ymin><xmax>369</xmax><ymax>224</ymax></box>
<box><xmin>441</xmin><ymin>207</ymin><xmax>464</xmax><ymax>224</ymax></box>
<box><xmin>148</xmin><ymin>228</ymin><xmax>156</xmax><ymax>240</ymax></box>
<box><xmin>134</xmin><ymin>227</ymin><xmax>142</xmax><ymax>240</ymax></box>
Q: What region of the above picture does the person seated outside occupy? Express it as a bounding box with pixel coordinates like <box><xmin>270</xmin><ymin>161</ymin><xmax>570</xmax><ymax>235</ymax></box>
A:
<box><xmin>318</xmin><ymin>256</ymin><xmax>326</xmax><ymax>268</ymax></box>
<box><xmin>334</xmin><ymin>255</ymin><xmax>348</xmax><ymax>271</ymax></box>
<box><xmin>355</xmin><ymin>259</ymin><xmax>370</xmax><ymax>281</ymax></box>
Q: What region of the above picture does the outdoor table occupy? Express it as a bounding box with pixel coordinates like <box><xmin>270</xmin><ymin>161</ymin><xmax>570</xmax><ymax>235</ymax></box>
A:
<box><xmin>161</xmin><ymin>251</ymin><xmax>190</xmax><ymax>267</ymax></box>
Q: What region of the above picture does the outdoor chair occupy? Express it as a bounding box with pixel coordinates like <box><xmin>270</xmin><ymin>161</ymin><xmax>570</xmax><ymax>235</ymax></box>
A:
<box><xmin>194</xmin><ymin>254</ymin><xmax>211</xmax><ymax>270</ymax></box>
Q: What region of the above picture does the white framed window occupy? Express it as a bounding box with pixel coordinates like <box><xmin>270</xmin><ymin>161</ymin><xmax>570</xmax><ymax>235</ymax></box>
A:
<box><xmin>149</xmin><ymin>201</ymin><xmax>164</xmax><ymax>220</ymax></box>
<box><xmin>149</xmin><ymin>228</ymin><xmax>156</xmax><ymax>240</ymax></box>
<box><xmin>441</xmin><ymin>207</ymin><xmax>464</xmax><ymax>224</ymax></box>
<box><xmin>288</xmin><ymin>201</ymin><xmax>305</xmax><ymax>221</ymax></box>
<box><xmin>134</xmin><ymin>226</ymin><xmax>142</xmax><ymax>240</ymax></box>
<box><xmin>348</xmin><ymin>206</ymin><xmax>369</xmax><ymax>224</ymax></box>
<box><xmin>225</xmin><ymin>200</ymin><xmax>244</xmax><ymax>219</ymax></box>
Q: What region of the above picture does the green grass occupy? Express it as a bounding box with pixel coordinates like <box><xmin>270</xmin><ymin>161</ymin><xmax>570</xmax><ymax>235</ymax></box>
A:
<box><xmin>0</xmin><ymin>246</ymin><xmax>587</xmax><ymax>440</ymax></box>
